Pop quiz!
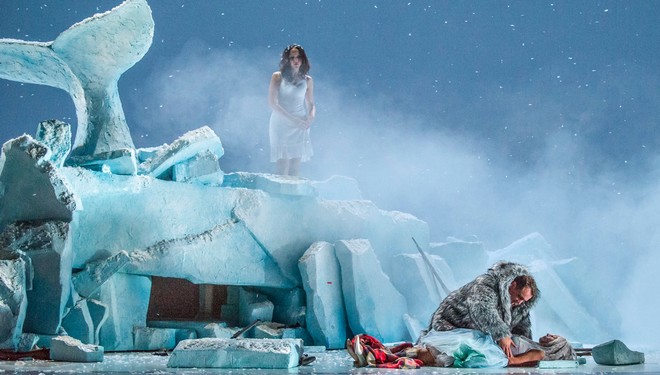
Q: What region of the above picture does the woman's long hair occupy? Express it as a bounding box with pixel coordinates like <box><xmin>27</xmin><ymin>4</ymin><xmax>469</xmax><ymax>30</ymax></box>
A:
<box><xmin>279</xmin><ymin>44</ymin><xmax>311</xmax><ymax>83</ymax></box>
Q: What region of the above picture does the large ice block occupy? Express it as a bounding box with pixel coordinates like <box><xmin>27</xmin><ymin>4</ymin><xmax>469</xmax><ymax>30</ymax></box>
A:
<box><xmin>0</xmin><ymin>136</ymin><xmax>80</xmax><ymax>230</ymax></box>
<box><xmin>167</xmin><ymin>338</ymin><xmax>303</xmax><ymax>369</ymax></box>
<box><xmin>335</xmin><ymin>239</ymin><xmax>409</xmax><ymax>343</ymax></box>
<box><xmin>138</xmin><ymin>126</ymin><xmax>224</xmax><ymax>178</ymax></box>
<box><xmin>147</xmin><ymin>322</ymin><xmax>196</xmax><ymax>343</ymax></box>
<box><xmin>13</xmin><ymin>159</ymin><xmax>432</xmax><ymax>295</ymax></box>
<box><xmin>299</xmin><ymin>241</ymin><xmax>348</xmax><ymax>349</ymax></box>
<box><xmin>58</xmin><ymin>168</ymin><xmax>294</xmax><ymax>287</ymax></box>
<box><xmin>0</xmin><ymin>256</ymin><xmax>28</xmax><ymax>350</ymax></box>
<box><xmin>281</xmin><ymin>327</ymin><xmax>313</xmax><ymax>345</ymax></box>
<box><xmin>403</xmin><ymin>313</ymin><xmax>425</xmax><ymax>343</ymax></box>
<box><xmin>172</xmin><ymin>150</ymin><xmax>224</xmax><ymax>186</ymax></box>
<box><xmin>147</xmin><ymin>320</ymin><xmax>231</xmax><ymax>339</ymax></box>
<box><xmin>125</xmin><ymin>219</ymin><xmax>290</xmax><ymax>286</ymax></box>
<box><xmin>234</xmin><ymin>196</ymin><xmax>430</xmax><ymax>286</ymax></box>
<box><xmin>252</xmin><ymin>286</ymin><xmax>306</xmax><ymax>327</ymax></box>
<box><xmin>428</xmin><ymin>237</ymin><xmax>487</xmax><ymax>286</ymax></box>
<box><xmin>70</xmin><ymin>149</ymin><xmax>138</xmax><ymax>176</ymax></box>
<box><xmin>388</xmin><ymin>253</ymin><xmax>456</xmax><ymax>325</ymax></box>
<box><xmin>61</xmin><ymin>288</ymin><xmax>95</xmax><ymax>344</ymax></box>
<box><xmin>220</xmin><ymin>286</ymin><xmax>240</xmax><ymax>326</ymax></box>
<box><xmin>133</xmin><ymin>327</ymin><xmax>176</xmax><ymax>350</ymax></box>
<box><xmin>94</xmin><ymin>273</ymin><xmax>151</xmax><ymax>351</ymax></box>
<box><xmin>15</xmin><ymin>333</ymin><xmax>40</xmax><ymax>352</ymax></box>
<box><xmin>72</xmin><ymin>251</ymin><xmax>130</xmax><ymax>298</ymax></box>
<box><xmin>1</xmin><ymin>221</ymin><xmax>73</xmax><ymax>335</ymax></box>
<box><xmin>49</xmin><ymin>335</ymin><xmax>103</xmax><ymax>362</ymax></box>
<box><xmin>238</xmin><ymin>288</ymin><xmax>274</xmax><ymax>327</ymax></box>
<box><xmin>62</xmin><ymin>287</ymin><xmax>108</xmax><ymax>346</ymax></box>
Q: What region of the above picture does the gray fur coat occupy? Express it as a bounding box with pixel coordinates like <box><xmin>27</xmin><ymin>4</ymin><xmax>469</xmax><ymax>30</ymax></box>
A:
<box><xmin>426</xmin><ymin>261</ymin><xmax>540</xmax><ymax>342</ymax></box>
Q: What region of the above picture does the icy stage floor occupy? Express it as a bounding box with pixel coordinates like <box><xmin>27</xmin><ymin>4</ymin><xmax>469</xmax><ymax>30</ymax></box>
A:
<box><xmin>1</xmin><ymin>349</ymin><xmax>658</xmax><ymax>374</ymax></box>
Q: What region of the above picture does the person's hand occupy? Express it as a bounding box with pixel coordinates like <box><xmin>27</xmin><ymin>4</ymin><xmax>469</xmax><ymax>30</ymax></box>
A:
<box><xmin>294</xmin><ymin>116</ymin><xmax>312</xmax><ymax>129</ymax></box>
<box><xmin>498</xmin><ymin>336</ymin><xmax>516</xmax><ymax>358</ymax></box>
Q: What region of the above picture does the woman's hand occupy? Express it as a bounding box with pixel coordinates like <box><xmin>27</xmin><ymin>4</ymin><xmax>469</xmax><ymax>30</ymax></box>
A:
<box><xmin>293</xmin><ymin>116</ymin><xmax>312</xmax><ymax>129</ymax></box>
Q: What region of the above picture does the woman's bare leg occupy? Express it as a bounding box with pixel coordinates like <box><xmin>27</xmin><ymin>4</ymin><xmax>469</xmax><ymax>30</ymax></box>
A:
<box><xmin>276</xmin><ymin>159</ymin><xmax>289</xmax><ymax>175</ymax></box>
<box><xmin>288</xmin><ymin>158</ymin><xmax>301</xmax><ymax>176</ymax></box>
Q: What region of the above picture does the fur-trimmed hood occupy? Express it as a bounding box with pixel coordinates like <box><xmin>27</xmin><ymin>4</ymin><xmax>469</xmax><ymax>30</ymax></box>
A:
<box><xmin>488</xmin><ymin>261</ymin><xmax>540</xmax><ymax>327</ymax></box>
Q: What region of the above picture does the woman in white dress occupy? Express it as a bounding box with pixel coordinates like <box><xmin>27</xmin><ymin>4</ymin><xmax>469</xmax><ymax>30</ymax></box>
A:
<box><xmin>268</xmin><ymin>44</ymin><xmax>315</xmax><ymax>176</ymax></box>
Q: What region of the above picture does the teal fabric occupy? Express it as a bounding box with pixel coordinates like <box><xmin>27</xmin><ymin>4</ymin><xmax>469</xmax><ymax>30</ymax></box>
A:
<box><xmin>419</xmin><ymin>328</ymin><xmax>508</xmax><ymax>368</ymax></box>
<box><xmin>454</xmin><ymin>343</ymin><xmax>487</xmax><ymax>367</ymax></box>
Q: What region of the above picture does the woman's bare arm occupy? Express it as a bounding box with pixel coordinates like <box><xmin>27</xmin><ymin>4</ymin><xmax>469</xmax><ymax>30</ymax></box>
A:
<box><xmin>303</xmin><ymin>75</ymin><xmax>316</xmax><ymax>128</ymax></box>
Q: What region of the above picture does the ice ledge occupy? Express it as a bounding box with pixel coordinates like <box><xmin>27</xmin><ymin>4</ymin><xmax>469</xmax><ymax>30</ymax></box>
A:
<box><xmin>223</xmin><ymin>172</ymin><xmax>318</xmax><ymax>197</ymax></box>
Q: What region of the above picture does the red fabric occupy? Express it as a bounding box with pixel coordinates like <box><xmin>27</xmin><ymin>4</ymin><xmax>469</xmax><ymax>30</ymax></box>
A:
<box><xmin>0</xmin><ymin>349</ymin><xmax>50</xmax><ymax>360</ymax></box>
<box><xmin>349</xmin><ymin>334</ymin><xmax>423</xmax><ymax>369</ymax></box>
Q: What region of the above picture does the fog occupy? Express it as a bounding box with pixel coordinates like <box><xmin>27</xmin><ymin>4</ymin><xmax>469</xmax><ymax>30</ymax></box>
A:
<box><xmin>1</xmin><ymin>1</ymin><xmax>659</xmax><ymax>347</ymax></box>
<box><xmin>124</xmin><ymin>42</ymin><xmax>660</xmax><ymax>346</ymax></box>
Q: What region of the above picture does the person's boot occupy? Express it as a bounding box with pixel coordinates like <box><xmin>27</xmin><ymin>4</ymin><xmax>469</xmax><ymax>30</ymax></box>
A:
<box><xmin>592</xmin><ymin>339</ymin><xmax>645</xmax><ymax>366</ymax></box>
<box><xmin>299</xmin><ymin>354</ymin><xmax>316</xmax><ymax>366</ymax></box>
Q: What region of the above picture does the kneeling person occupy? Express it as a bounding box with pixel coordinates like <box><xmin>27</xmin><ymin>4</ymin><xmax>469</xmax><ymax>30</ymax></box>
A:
<box><xmin>417</xmin><ymin>261</ymin><xmax>574</xmax><ymax>367</ymax></box>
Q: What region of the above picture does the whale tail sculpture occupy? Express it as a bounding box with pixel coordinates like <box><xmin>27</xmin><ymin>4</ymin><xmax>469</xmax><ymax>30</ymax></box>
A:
<box><xmin>0</xmin><ymin>0</ymin><xmax>154</xmax><ymax>174</ymax></box>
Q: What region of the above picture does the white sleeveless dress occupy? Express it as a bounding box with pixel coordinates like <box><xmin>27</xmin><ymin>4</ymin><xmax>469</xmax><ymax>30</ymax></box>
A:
<box><xmin>269</xmin><ymin>76</ymin><xmax>313</xmax><ymax>162</ymax></box>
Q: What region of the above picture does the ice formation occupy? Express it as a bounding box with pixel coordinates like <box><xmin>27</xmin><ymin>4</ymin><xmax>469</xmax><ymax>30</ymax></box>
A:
<box><xmin>0</xmin><ymin>0</ymin><xmax>608</xmax><ymax>367</ymax></box>
<box><xmin>49</xmin><ymin>336</ymin><xmax>104</xmax><ymax>362</ymax></box>
<box><xmin>0</xmin><ymin>0</ymin><xmax>153</xmax><ymax>173</ymax></box>
<box><xmin>167</xmin><ymin>338</ymin><xmax>302</xmax><ymax>368</ymax></box>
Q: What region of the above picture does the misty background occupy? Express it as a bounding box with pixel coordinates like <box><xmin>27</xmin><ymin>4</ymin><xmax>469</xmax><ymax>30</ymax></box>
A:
<box><xmin>1</xmin><ymin>1</ymin><xmax>659</xmax><ymax>346</ymax></box>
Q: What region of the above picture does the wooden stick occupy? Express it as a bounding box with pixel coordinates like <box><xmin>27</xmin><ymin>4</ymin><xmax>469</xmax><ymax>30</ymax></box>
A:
<box><xmin>412</xmin><ymin>237</ymin><xmax>451</xmax><ymax>295</ymax></box>
<box><xmin>231</xmin><ymin>319</ymin><xmax>262</xmax><ymax>339</ymax></box>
